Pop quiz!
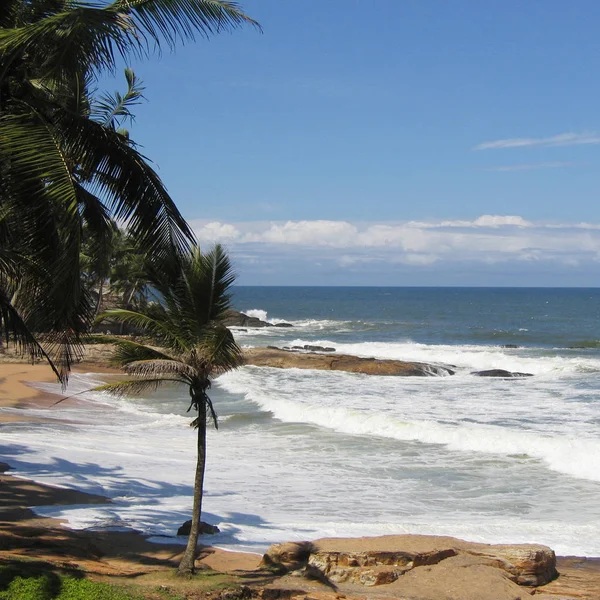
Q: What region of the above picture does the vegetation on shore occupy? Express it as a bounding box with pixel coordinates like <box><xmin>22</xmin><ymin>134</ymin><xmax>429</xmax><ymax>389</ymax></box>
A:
<box><xmin>0</xmin><ymin>559</ymin><xmax>248</xmax><ymax>600</ymax></box>
<box><xmin>0</xmin><ymin>0</ymin><xmax>258</xmax><ymax>382</ymax></box>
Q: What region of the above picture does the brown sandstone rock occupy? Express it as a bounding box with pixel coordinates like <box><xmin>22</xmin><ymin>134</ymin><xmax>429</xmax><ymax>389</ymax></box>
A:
<box><xmin>465</xmin><ymin>542</ymin><xmax>558</xmax><ymax>586</ymax></box>
<box><xmin>260</xmin><ymin>541</ymin><xmax>315</xmax><ymax>572</ymax></box>
<box><xmin>243</xmin><ymin>347</ymin><xmax>455</xmax><ymax>377</ymax></box>
<box><xmin>387</xmin><ymin>553</ymin><xmax>532</xmax><ymax>600</ymax></box>
<box><xmin>307</xmin><ymin>546</ymin><xmax>457</xmax><ymax>586</ymax></box>
<box><xmin>261</xmin><ymin>534</ymin><xmax>557</xmax><ymax>592</ymax></box>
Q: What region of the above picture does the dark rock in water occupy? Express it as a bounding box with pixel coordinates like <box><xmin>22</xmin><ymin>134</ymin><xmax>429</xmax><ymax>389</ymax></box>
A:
<box><xmin>472</xmin><ymin>369</ymin><xmax>533</xmax><ymax>378</ymax></box>
<box><xmin>222</xmin><ymin>310</ymin><xmax>271</xmax><ymax>328</ymax></box>
<box><xmin>501</xmin><ymin>344</ymin><xmax>520</xmax><ymax>349</ymax></box>
<box><xmin>222</xmin><ymin>310</ymin><xmax>293</xmax><ymax>328</ymax></box>
<box><xmin>177</xmin><ymin>520</ymin><xmax>220</xmax><ymax>536</ymax></box>
<box><xmin>569</xmin><ymin>340</ymin><xmax>600</xmax><ymax>349</ymax></box>
<box><xmin>289</xmin><ymin>345</ymin><xmax>337</xmax><ymax>353</ymax></box>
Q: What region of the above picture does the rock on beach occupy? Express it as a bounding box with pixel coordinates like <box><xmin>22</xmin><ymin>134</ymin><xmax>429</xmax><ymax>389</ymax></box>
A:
<box><xmin>261</xmin><ymin>535</ymin><xmax>558</xmax><ymax>600</ymax></box>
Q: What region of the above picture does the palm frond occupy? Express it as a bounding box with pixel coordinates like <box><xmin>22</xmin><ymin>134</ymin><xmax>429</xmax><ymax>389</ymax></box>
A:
<box><xmin>6</xmin><ymin>213</ymin><xmax>92</xmax><ymax>385</ymax></box>
<box><xmin>93</xmin><ymin>376</ymin><xmax>184</xmax><ymax>396</ymax></box>
<box><xmin>55</xmin><ymin>109</ymin><xmax>195</xmax><ymax>262</ymax></box>
<box><xmin>99</xmin><ymin>309</ymin><xmax>189</xmax><ymax>350</ymax></box>
<box><xmin>38</xmin><ymin>326</ymin><xmax>86</xmax><ymax>385</ymax></box>
<box><xmin>0</xmin><ymin>111</ymin><xmax>79</xmax><ymax>223</ymax></box>
<box><xmin>110</xmin><ymin>338</ymin><xmax>174</xmax><ymax>366</ymax></box>
<box><xmin>0</xmin><ymin>0</ymin><xmax>21</xmax><ymax>28</ymax></box>
<box><xmin>77</xmin><ymin>183</ymin><xmax>117</xmax><ymax>276</ymax></box>
<box><xmin>196</xmin><ymin>323</ymin><xmax>242</xmax><ymax>375</ymax></box>
<box><xmin>199</xmin><ymin>243</ymin><xmax>236</xmax><ymax>320</ymax></box>
<box><xmin>109</xmin><ymin>0</ymin><xmax>261</xmax><ymax>50</ymax></box>
<box><xmin>93</xmin><ymin>67</ymin><xmax>145</xmax><ymax>129</ymax></box>
<box><xmin>1</xmin><ymin>0</ymin><xmax>258</xmax><ymax>88</ymax></box>
<box><xmin>124</xmin><ymin>358</ymin><xmax>197</xmax><ymax>380</ymax></box>
<box><xmin>144</xmin><ymin>244</ymin><xmax>236</xmax><ymax>349</ymax></box>
<box><xmin>0</xmin><ymin>283</ymin><xmax>61</xmax><ymax>380</ymax></box>
<box><xmin>206</xmin><ymin>393</ymin><xmax>218</xmax><ymax>429</ymax></box>
<box><xmin>0</xmin><ymin>5</ymin><xmax>136</xmax><ymax>85</ymax></box>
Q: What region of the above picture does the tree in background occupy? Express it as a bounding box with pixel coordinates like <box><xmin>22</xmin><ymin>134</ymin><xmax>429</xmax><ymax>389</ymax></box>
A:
<box><xmin>96</xmin><ymin>244</ymin><xmax>243</xmax><ymax>575</ymax></box>
<box><xmin>82</xmin><ymin>225</ymin><xmax>152</xmax><ymax>322</ymax></box>
<box><xmin>0</xmin><ymin>0</ymin><xmax>258</xmax><ymax>381</ymax></box>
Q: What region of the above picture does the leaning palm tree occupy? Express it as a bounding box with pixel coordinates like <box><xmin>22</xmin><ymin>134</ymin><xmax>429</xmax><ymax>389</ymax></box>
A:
<box><xmin>0</xmin><ymin>0</ymin><xmax>258</xmax><ymax>380</ymax></box>
<box><xmin>96</xmin><ymin>244</ymin><xmax>243</xmax><ymax>576</ymax></box>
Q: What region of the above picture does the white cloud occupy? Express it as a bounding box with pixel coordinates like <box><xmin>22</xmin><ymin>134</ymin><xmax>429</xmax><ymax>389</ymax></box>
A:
<box><xmin>392</xmin><ymin>253</ymin><xmax>440</xmax><ymax>266</ymax></box>
<box><xmin>186</xmin><ymin>217</ymin><xmax>600</xmax><ymax>284</ymax></box>
<box><xmin>472</xmin><ymin>215</ymin><xmax>531</xmax><ymax>228</ymax></box>
<box><xmin>473</xmin><ymin>132</ymin><xmax>600</xmax><ymax>151</ymax></box>
<box><xmin>437</xmin><ymin>215</ymin><xmax>531</xmax><ymax>228</ymax></box>
<box><xmin>242</xmin><ymin>220</ymin><xmax>358</xmax><ymax>246</ymax></box>
<box><xmin>338</xmin><ymin>255</ymin><xmax>378</xmax><ymax>267</ymax></box>
<box><xmin>485</xmin><ymin>162</ymin><xmax>573</xmax><ymax>172</ymax></box>
<box><xmin>193</xmin><ymin>221</ymin><xmax>240</xmax><ymax>243</ymax></box>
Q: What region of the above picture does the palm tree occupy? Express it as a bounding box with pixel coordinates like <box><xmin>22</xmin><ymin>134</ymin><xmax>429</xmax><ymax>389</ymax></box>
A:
<box><xmin>96</xmin><ymin>244</ymin><xmax>243</xmax><ymax>576</ymax></box>
<box><xmin>108</xmin><ymin>229</ymin><xmax>154</xmax><ymax>314</ymax></box>
<box><xmin>82</xmin><ymin>225</ymin><xmax>150</xmax><ymax>323</ymax></box>
<box><xmin>0</xmin><ymin>0</ymin><xmax>258</xmax><ymax>381</ymax></box>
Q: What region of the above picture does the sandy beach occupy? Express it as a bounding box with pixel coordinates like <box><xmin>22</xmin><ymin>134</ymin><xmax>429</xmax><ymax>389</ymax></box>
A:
<box><xmin>0</xmin><ymin>359</ymin><xmax>264</xmax><ymax>597</ymax></box>
<box><xmin>2</xmin><ymin>357</ymin><xmax>600</xmax><ymax>599</ymax></box>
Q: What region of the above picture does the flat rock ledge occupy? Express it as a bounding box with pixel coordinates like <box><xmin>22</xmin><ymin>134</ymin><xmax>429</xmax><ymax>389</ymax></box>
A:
<box><xmin>243</xmin><ymin>347</ymin><xmax>455</xmax><ymax>377</ymax></box>
<box><xmin>260</xmin><ymin>535</ymin><xmax>557</xmax><ymax>599</ymax></box>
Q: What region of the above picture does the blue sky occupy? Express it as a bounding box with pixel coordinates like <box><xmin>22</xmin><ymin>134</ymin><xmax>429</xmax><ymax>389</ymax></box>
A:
<box><xmin>120</xmin><ymin>0</ymin><xmax>600</xmax><ymax>285</ymax></box>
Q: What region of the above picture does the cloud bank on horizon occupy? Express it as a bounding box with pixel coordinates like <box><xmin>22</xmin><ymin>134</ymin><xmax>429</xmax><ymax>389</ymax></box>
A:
<box><xmin>190</xmin><ymin>216</ymin><xmax>600</xmax><ymax>286</ymax></box>
<box><xmin>473</xmin><ymin>132</ymin><xmax>600</xmax><ymax>151</ymax></box>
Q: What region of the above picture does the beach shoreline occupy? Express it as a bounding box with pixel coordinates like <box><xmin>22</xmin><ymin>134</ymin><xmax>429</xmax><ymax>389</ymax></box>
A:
<box><xmin>2</xmin><ymin>356</ymin><xmax>600</xmax><ymax>598</ymax></box>
<box><xmin>0</xmin><ymin>360</ymin><xmax>264</xmax><ymax>578</ymax></box>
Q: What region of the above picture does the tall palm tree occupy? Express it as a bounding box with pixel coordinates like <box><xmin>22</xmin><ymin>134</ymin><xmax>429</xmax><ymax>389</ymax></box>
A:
<box><xmin>0</xmin><ymin>0</ymin><xmax>258</xmax><ymax>381</ymax></box>
<box><xmin>96</xmin><ymin>244</ymin><xmax>243</xmax><ymax>576</ymax></box>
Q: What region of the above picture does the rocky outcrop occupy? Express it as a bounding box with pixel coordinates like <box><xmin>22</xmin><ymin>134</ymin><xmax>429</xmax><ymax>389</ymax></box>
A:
<box><xmin>261</xmin><ymin>535</ymin><xmax>558</xmax><ymax>595</ymax></box>
<box><xmin>472</xmin><ymin>369</ymin><xmax>533</xmax><ymax>378</ymax></box>
<box><xmin>223</xmin><ymin>310</ymin><xmax>293</xmax><ymax>328</ymax></box>
<box><xmin>243</xmin><ymin>347</ymin><xmax>455</xmax><ymax>377</ymax></box>
<box><xmin>287</xmin><ymin>345</ymin><xmax>336</xmax><ymax>353</ymax></box>
<box><xmin>268</xmin><ymin>345</ymin><xmax>337</xmax><ymax>353</ymax></box>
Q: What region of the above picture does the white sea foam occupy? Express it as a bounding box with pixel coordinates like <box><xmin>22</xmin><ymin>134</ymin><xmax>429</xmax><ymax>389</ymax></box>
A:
<box><xmin>218</xmin><ymin>367</ymin><xmax>600</xmax><ymax>483</ymax></box>
<box><xmin>3</xmin><ymin>343</ymin><xmax>600</xmax><ymax>558</ymax></box>
<box><xmin>242</xmin><ymin>308</ymin><xmax>351</xmax><ymax>330</ymax></box>
<box><xmin>244</xmin><ymin>308</ymin><xmax>269</xmax><ymax>322</ymax></box>
<box><xmin>243</xmin><ymin>308</ymin><xmax>291</xmax><ymax>326</ymax></box>
<box><xmin>276</xmin><ymin>338</ymin><xmax>600</xmax><ymax>375</ymax></box>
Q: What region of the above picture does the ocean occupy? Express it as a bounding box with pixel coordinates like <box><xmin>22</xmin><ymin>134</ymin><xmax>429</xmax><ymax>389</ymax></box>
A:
<box><xmin>2</xmin><ymin>286</ymin><xmax>600</xmax><ymax>556</ymax></box>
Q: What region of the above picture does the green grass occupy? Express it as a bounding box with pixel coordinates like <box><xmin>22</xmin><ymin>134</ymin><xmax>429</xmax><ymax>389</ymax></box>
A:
<box><xmin>0</xmin><ymin>564</ymin><xmax>144</xmax><ymax>600</ymax></box>
<box><xmin>0</xmin><ymin>561</ymin><xmax>259</xmax><ymax>600</ymax></box>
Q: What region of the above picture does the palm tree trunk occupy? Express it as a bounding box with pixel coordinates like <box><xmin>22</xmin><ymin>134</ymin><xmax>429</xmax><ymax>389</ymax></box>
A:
<box><xmin>94</xmin><ymin>279</ymin><xmax>104</xmax><ymax>319</ymax></box>
<box><xmin>177</xmin><ymin>398</ymin><xmax>207</xmax><ymax>576</ymax></box>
